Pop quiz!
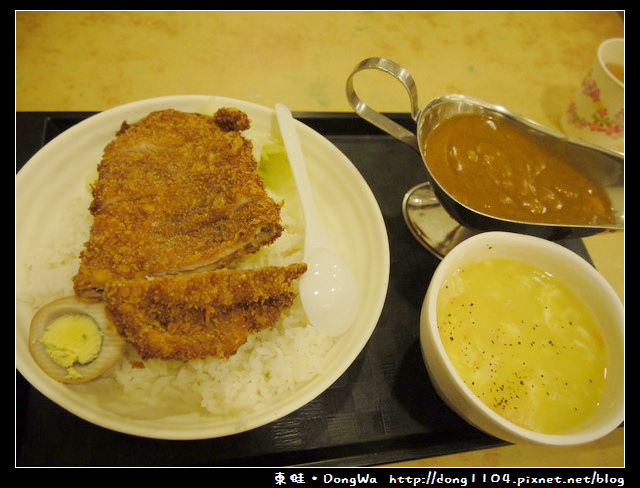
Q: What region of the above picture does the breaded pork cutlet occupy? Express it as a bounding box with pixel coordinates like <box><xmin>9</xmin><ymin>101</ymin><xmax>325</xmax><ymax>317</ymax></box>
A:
<box><xmin>73</xmin><ymin>108</ymin><xmax>284</xmax><ymax>299</ymax></box>
<box><xmin>103</xmin><ymin>264</ymin><xmax>307</xmax><ymax>360</ymax></box>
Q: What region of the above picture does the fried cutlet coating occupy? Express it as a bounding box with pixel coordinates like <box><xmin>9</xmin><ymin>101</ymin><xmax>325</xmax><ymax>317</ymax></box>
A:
<box><xmin>213</xmin><ymin>107</ymin><xmax>251</xmax><ymax>132</ymax></box>
<box><xmin>73</xmin><ymin>108</ymin><xmax>284</xmax><ymax>299</ymax></box>
<box><xmin>73</xmin><ymin>108</ymin><xmax>307</xmax><ymax>361</ymax></box>
<box><xmin>74</xmin><ymin>172</ymin><xmax>283</xmax><ymax>294</ymax></box>
<box><xmin>90</xmin><ymin>109</ymin><xmax>256</xmax><ymax>213</ymax></box>
<box><xmin>103</xmin><ymin>264</ymin><xmax>307</xmax><ymax>360</ymax></box>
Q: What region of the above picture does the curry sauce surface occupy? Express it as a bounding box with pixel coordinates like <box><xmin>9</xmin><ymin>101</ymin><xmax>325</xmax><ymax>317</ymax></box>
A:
<box><xmin>423</xmin><ymin>114</ymin><xmax>615</xmax><ymax>225</ymax></box>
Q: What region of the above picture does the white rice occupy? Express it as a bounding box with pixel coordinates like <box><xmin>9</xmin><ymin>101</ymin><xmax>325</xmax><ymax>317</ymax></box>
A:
<box><xmin>18</xmin><ymin>149</ymin><xmax>336</xmax><ymax>420</ymax></box>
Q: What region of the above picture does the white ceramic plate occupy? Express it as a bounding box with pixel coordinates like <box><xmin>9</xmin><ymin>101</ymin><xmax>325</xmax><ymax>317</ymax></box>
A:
<box><xmin>16</xmin><ymin>95</ymin><xmax>390</xmax><ymax>440</ymax></box>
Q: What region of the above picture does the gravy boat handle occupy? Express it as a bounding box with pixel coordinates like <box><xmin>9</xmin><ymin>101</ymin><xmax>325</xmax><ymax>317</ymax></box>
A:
<box><xmin>346</xmin><ymin>57</ymin><xmax>421</xmax><ymax>152</ymax></box>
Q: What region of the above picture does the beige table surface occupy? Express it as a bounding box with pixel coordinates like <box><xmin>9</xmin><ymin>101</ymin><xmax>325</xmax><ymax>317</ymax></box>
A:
<box><xmin>16</xmin><ymin>10</ymin><xmax>624</xmax><ymax>467</ymax></box>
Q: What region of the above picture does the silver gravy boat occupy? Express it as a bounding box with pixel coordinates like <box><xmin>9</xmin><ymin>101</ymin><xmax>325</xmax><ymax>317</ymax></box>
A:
<box><xmin>346</xmin><ymin>57</ymin><xmax>624</xmax><ymax>257</ymax></box>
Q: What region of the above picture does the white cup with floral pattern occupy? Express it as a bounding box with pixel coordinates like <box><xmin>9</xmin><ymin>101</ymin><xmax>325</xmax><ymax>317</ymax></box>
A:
<box><xmin>561</xmin><ymin>38</ymin><xmax>624</xmax><ymax>153</ymax></box>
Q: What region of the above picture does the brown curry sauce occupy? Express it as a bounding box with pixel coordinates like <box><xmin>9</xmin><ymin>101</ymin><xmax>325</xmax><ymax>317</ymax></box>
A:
<box><xmin>422</xmin><ymin>113</ymin><xmax>615</xmax><ymax>226</ymax></box>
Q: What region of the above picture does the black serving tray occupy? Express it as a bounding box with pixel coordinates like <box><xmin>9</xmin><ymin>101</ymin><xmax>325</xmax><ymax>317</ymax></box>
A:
<box><xmin>15</xmin><ymin>111</ymin><xmax>592</xmax><ymax>467</ymax></box>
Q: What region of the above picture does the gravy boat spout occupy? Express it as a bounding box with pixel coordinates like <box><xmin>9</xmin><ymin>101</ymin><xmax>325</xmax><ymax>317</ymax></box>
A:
<box><xmin>346</xmin><ymin>57</ymin><xmax>624</xmax><ymax>241</ymax></box>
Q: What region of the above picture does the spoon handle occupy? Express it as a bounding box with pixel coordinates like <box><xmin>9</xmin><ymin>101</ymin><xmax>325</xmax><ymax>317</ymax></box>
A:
<box><xmin>275</xmin><ymin>104</ymin><xmax>333</xmax><ymax>252</ymax></box>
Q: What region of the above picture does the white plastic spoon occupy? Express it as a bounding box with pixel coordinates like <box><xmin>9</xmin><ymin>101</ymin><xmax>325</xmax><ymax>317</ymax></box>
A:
<box><xmin>275</xmin><ymin>103</ymin><xmax>360</xmax><ymax>336</ymax></box>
